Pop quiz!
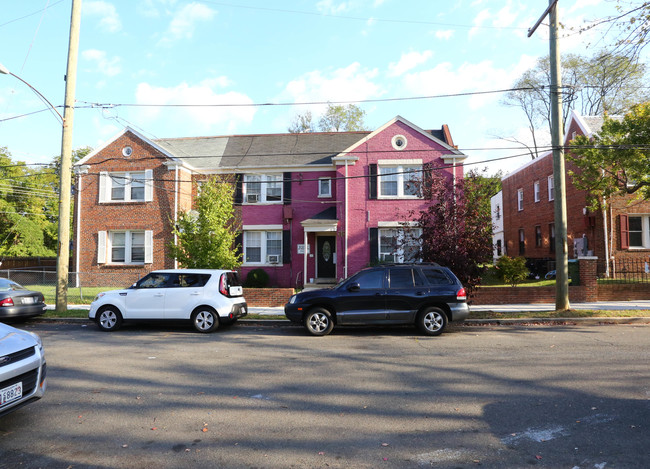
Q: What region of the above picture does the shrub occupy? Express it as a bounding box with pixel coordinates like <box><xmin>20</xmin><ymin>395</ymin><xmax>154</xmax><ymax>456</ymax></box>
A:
<box><xmin>244</xmin><ymin>268</ymin><xmax>269</xmax><ymax>288</ymax></box>
<box><xmin>496</xmin><ymin>256</ymin><xmax>529</xmax><ymax>286</ymax></box>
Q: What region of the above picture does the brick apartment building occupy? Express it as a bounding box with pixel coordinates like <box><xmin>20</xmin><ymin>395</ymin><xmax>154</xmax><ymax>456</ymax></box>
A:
<box><xmin>73</xmin><ymin>116</ymin><xmax>466</xmax><ymax>288</ymax></box>
<box><xmin>497</xmin><ymin>110</ymin><xmax>650</xmax><ymax>277</ymax></box>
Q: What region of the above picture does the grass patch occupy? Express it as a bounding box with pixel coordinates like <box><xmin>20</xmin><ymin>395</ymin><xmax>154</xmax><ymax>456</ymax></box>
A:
<box><xmin>25</xmin><ymin>285</ymin><xmax>116</xmax><ymax>305</ymax></box>
<box><xmin>469</xmin><ymin>309</ymin><xmax>650</xmax><ymax>319</ymax></box>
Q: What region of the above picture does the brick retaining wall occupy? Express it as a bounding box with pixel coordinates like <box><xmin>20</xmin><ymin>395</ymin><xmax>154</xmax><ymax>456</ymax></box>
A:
<box><xmin>244</xmin><ymin>288</ymin><xmax>294</xmax><ymax>307</ymax></box>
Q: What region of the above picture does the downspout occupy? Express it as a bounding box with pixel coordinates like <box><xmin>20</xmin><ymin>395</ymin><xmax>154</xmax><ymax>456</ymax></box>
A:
<box><xmin>174</xmin><ymin>165</ymin><xmax>179</xmax><ymax>269</ymax></box>
<box><xmin>74</xmin><ymin>171</ymin><xmax>82</xmax><ymax>288</ymax></box>
<box><xmin>344</xmin><ymin>159</ymin><xmax>349</xmax><ymax>279</ymax></box>
<box><xmin>602</xmin><ymin>196</ymin><xmax>610</xmax><ymax>277</ymax></box>
<box><xmin>303</xmin><ymin>230</ymin><xmax>308</xmax><ymax>288</ymax></box>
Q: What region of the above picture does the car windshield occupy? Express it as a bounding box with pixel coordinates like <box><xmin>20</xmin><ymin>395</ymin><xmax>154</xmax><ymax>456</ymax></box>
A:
<box><xmin>0</xmin><ymin>278</ymin><xmax>26</xmax><ymax>291</ymax></box>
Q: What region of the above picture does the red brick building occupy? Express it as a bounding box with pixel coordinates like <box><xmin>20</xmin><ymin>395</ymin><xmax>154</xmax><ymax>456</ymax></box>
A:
<box><xmin>73</xmin><ymin>116</ymin><xmax>466</xmax><ymax>288</ymax></box>
<box><xmin>499</xmin><ymin>110</ymin><xmax>650</xmax><ymax>278</ymax></box>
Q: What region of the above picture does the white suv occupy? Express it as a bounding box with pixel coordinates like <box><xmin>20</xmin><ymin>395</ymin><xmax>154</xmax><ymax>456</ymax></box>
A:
<box><xmin>89</xmin><ymin>269</ymin><xmax>248</xmax><ymax>333</ymax></box>
<box><xmin>0</xmin><ymin>322</ymin><xmax>47</xmax><ymax>417</ymax></box>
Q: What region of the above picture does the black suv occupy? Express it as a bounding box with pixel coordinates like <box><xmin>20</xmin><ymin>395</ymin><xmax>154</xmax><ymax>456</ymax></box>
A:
<box><xmin>285</xmin><ymin>264</ymin><xmax>469</xmax><ymax>336</ymax></box>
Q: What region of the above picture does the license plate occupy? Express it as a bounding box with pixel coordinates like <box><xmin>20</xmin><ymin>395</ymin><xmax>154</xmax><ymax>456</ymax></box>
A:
<box><xmin>0</xmin><ymin>382</ymin><xmax>22</xmax><ymax>407</ymax></box>
<box><xmin>22</xmin><ymin>297</ymin><xmax>34</xmax><ymax>305</ymax></box>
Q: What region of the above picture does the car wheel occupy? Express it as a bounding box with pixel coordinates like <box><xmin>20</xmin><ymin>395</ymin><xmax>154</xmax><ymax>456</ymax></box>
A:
<box><xmin>96</xmin><ymin>306</ymin><xmax>123</xmax><ymax>332</ymax></box>
<box><xmin>416</xmin><ymin>307</ymin><xmax>447</xmax><ymax>336</ymax></box>
<box><xmin>304</xmin><ymin>307</ymin><xmax>334</xmax><ymax>336</ymax></box>
<box><xmin>192</xmin><ymin>307</ymin><xmax>219</xmax><ymax>333</ymax></box>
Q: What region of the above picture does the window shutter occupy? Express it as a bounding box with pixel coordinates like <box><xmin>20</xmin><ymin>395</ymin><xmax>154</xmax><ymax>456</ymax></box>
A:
<box><xmin>234</xmin><ymin>174</ymin><xmax>243</xmax><ymax>205</ymax></box>
<box><xmin>144</xmin><ymin>230</ymin><xmax>153</xmax><ymax>263</ymax></box>
<box><xmin>144</xmin><ymin>169</ymin><xmax>153</xmax><ymax>202</ymax></box>
<box><xmin>97</xmin><ymin>231</ymin><xmax>107</xmax><ymax>264</ymax></box>
<box><xmin>620</xmin><ymin>214</ymin><xmax>629</xmax><ymax>250</ymax></box>
<box><xmin>369</xmin><ymin>164</ymin><xmax>377</xmax><ymax>199</ymax></box>
<box><xmin>283</xmin><ymin>172</ymin><xmax>292</xmax><ymax>205</ymax></box>
<box><xmin>282</xmin><ymin>230</ymin><xmax>291</xmax><ymax>264</ymax></box>
<box><xmin>369</xmin><ymin>227</ymin><xmax>378</xmax><ymax>263</ymax></box>
<box><xmin>99</xmin><ymin>172</ymin><xmax>109</xmax><ymax>203</ymax></box>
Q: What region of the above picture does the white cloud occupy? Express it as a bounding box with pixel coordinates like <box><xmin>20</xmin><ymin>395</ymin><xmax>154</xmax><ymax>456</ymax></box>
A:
<box><xmin>134</xmin><ymin>80</ymin><xmax>255</xmax><ymax>134</ymax></box>
<box><xmin>388</xmin><ymin>51</ymin><xmax>433</xmax><ymax>77</ymax></box>
<box><xmin>400</xmin><ymin>54</ymin><xmax>538</xmax><ymax>110</ymax></box>
<box><xmin>469</xmin><ymin>8</ymin><xmax>491</xmax><ymax>39</ymax></box>
<box><xmin>159</xmin><ymin>2</ymin><xmax>216</xmax><ymax>45</ymax></box>
<box><xmin>317</xmin><ymin>0</ymin><xmax>350</xmax><ymax>15</ymax></box>
<box><xmin>435</xmin><ymin>30</ymin><xmax>454</xmax><ymax>40</ymax></box>
<box><xmin>82</xmin><ymin>49</ymin><xmax>121</xmax><ymax>77</ymax></box>
<box><xmin>492</xmin><ymin>1</ymin><xmax>519</xmax><ymax>29</ymax></box>
<box><xmin>568</xmin><ymin>0</ymin><xmax>602</xmax><ymax>15</ymax></box>
<box><xmin>83</xmin><ymin>1</ymin><xmax>121</xmax><ymax>33</ymax></box>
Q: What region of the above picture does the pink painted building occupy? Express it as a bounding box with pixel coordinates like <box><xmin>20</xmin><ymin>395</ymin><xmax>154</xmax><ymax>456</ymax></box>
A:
<box><xmin>73</xmin><ymin>116</ymin><xmax>466</xmax><ymax>288</ymax></box>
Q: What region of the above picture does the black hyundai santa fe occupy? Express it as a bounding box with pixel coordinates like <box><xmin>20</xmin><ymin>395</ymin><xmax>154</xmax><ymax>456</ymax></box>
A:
<box><xmin>285</xmin><ymin>264</ymin><xmax>469</xmax><ymax>336</ymax></box>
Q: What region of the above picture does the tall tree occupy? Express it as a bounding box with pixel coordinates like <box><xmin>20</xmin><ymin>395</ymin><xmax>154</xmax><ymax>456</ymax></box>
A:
<box><xmin>502</xmin><ymin>51</ymin><xmax>648</xmax><ymax>158</ymax></box>
<box><xmin>568</xmin><ymin>101</ymin><xmax>650</xmax><ymax>207</ymax></box>
<box><xmin>168</xmin><ymin>176</ymin><xmax>242</xmax><ymax>269</ymax></box>
<box><xmin>410</xmin><ymin>170</ymin><xmax>493</xmax><ymax>292</ymax></box>
<box><xmin>288</xmin><ymin>103</ymin><xmax>367</xmax><ymax>133</ymax></box>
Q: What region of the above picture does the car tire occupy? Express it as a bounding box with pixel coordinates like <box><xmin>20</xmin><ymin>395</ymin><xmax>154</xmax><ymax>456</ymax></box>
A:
<box><xmin>416</xmin><ymin>307</ymin><xmax>447</xmax><ymax>336</ymax></box>
<box><xmin>96</xmin><ymin>306</ymin><xmax>123</xmax><ymax>332</ymax></box>
<box><xmin>192</xmin><ymin>307</ymin><xmax>219</xmax><ymax>333</ymax></box>
<box><xmin>304</xmin><ymin>307</ymin><xmax>334</xmax><ymax>336</ymax></box>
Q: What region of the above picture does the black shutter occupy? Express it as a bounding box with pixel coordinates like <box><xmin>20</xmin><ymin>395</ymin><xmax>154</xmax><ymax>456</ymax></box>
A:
<box><xmin>235</xmin><ymin>233</ymin><xmax>243</xmax><ymax>258</ymax></box>
<box><xmin>283</xmin><ymin>172</ymin><xmax>292</xmax><ymax>205</ymax></box>
<box><xmin>234</xmin><ymin>174</ymin><xmax>243</xmax><ymax>205</ymax></box>
<box><xmin>283</xmin><ymin>230</ymin><xmax>291</xmax><ymax>264</ymax></box>
<box><xmin>369</xmin><ymin>164</ymin><xmax>377</xmax><ymax>199</ymax></box>
<box><xmin>369</xmin><ymin>228</ymin><xmax>378</xmax><ymax>264</ymax></box>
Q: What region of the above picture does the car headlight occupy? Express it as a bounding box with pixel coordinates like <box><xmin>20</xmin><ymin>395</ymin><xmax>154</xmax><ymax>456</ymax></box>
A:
<box><xmin>28</xmin><ymin>331</ymin><xmax>44</xmax><ymax>352</ymax></box>
<box><xmin>92</xmin><ymin>292</ymin><xmax>106</xmax><ymax>303</ymax></box>
<box><xmin>289</xmin><ymin>295</ymin><xmax>297</xmax><ymax>304</ymax></box>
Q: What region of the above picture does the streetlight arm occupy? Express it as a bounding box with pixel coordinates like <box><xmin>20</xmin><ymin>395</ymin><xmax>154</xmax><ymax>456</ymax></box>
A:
<box><xmin>0</xmin><ymin>62</ymin><xmax>64</xmax><ymax>123</ymax></box>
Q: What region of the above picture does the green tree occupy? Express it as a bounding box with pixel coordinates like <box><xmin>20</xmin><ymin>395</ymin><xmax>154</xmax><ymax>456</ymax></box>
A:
<box><xmin>502</xmin><ymin>51</ymin><xmax>648</xmax><ymax>158</ymax></box>
<box><xmin>168</xmin><ymin>176</ymin><xmax>242</xmax><ymax>269</ymax></box>
<box><xmin>496</xmin><ymin>256</ymin><xmax>529</xmax><ymax>287</ymax></box>
<box><xmin>464</xmin><ymin>167</ymin><xmax>503</xmax><ymax>235</ymax></box>
<box><xmin>568</xmin><ymin>101</ymin><xmax>650</xmax><ymax>207</ymax></box>
<box><xmin>288</xmin><ymin>103</ymin><xmax>367</xmax><ymax>133</ymax></box>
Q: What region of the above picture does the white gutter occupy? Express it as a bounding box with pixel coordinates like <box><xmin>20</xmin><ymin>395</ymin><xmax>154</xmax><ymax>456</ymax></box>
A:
<box><xmin>344</xmin><ymin>160</ymin><xmax>348</xmax><ymax>279</ymax></box>
<box><xmin>74</xmin><ymin>172</ymin><xmax>82</xmax><ymax>287</ymax></box>
<box><xmin>174</xmin><ymin>165</ymin><xmax>179</xmax><ymax>269</ymax></box>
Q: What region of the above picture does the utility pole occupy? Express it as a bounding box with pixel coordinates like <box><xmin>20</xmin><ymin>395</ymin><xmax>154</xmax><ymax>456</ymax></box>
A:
<box><xmin>528</xmin><ymin>0</ymin><xmax>570</xmax><ymax>311</ymax></box>
<box><xmin>55</xmin><ymin>0</ymin><xmax>82</xmax><ymax>313</ymax></box>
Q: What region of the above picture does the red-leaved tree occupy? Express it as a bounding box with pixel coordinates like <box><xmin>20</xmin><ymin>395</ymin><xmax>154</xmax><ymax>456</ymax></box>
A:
<box><xmin>409</xmin><ymin>169</ymin><xmax>494</xmax><ymax>293</ymax></box>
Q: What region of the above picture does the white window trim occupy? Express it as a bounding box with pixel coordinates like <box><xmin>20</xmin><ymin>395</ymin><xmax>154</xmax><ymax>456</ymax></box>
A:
<box><xmin>534</xmin><ymin>181</ymin><xmax>540</xmax><ymax>203</ymax></box>
<box><xmin>377</xmin><ymin>164</ymin><xmax>422</xmax><ymax>199</ymax></box>
<box><xmin>243</xmin><ymin>230</ymin><xmax>283</xmax><ymax>266</ymax></box>
<box><xmin>97</xmin><ymin>230</ymin><xmax>153</xmax><ymax>265</ymax></box>
<box><xmin>243</xmin><ymin>174</ymin><xmax>283</xmax><ymax>204</ymax></box>
<box><xmin>517</xmin><ymin>189</ymin><xmax>524</xmax><ymax>211</ymax></box>
<box><xmin>99</xmin><ymin>170</ymin><xmax>153</xmax><ymax>203</ymax></box>
<box><xmin>378</xmin><ymin>226</ymin><xmax>422</xmax><ymax>263</ymax></box>
<box><xmin>548</xmin><ymin>175</ymin><xmax>555</xmax><ymax>201</ymax></box>
<box><xmin>318</xmin><ymin>177</ymin><xmax>332</xmax><ymax>198</ymax></box>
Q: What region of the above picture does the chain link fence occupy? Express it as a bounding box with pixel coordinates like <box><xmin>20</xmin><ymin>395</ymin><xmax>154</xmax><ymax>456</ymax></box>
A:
<box><xmin>0</xmin><ymin>269</ymin><xmax>144</xmax><ymax>304</ymax></box>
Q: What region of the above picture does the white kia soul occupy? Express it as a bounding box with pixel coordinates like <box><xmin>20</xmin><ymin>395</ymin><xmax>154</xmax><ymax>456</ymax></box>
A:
<box><xmin>88</xmin><ymin>269</ymin><xmax>248</xmax><ymax>333</ymax></box>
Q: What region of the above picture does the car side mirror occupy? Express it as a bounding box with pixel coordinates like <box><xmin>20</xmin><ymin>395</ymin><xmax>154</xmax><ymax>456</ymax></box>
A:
<box><xmin>347</xmin><ymin>282</ymin><xmax>361</xmax><ymax>292</ymax></box>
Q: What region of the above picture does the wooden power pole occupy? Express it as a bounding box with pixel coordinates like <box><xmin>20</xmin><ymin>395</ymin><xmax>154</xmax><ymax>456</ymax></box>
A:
<box><xmin>55</xmin><ymin>0</ymin><xmax>82</xmax><ymax>312</ymax></box>
<box><xmin>528</xmin><ymin>0</ymin><xmax>570</xmax><ymax>311</ymax></box>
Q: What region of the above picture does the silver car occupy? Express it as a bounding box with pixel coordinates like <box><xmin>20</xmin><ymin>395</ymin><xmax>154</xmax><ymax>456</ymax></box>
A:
<box><xmin>0</xmin><ymin>322</ymin><xmax>47</xmax><ymax>417</ymax></box>
<box><xmin>88</xmin><ymin>269</ymin><xmax>248</xmax><ymax>333</ymax></box>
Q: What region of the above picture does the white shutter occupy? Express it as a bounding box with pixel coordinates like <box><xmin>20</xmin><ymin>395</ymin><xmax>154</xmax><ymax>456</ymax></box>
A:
<box><xmin>97</xmin><ymin>231</ymin><xmax>107</xmax><ymax>264</ymax></box>
<box><xmin>144</xmin><ymin>169</ymin><xmax>153</xmax><ymax>202</ymax></box>
<box><xmin>99</xmin><ymin>172</ymin><xmax>109</xmax><ymax>203</ymax></box>
<box><xmin>144</xmin><ymin>230</ymin><xmax>153</xmax><ymax>263</ymax></box>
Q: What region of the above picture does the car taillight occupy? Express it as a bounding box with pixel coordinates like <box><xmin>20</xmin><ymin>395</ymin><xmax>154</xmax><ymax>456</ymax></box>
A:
<box><xmin>0</xmin><ymin>297</ymin><xmax>14</xmax><ymax>307</ymax></box>
<box><xmin>219</xmin><ymin>274</ymin><xmax>229</xmax><ymax>297</ymax></box>
<box><xmin>457</xmin><ymin>288</ymin><xmax>467</xmax><ymax>301</ymax></box>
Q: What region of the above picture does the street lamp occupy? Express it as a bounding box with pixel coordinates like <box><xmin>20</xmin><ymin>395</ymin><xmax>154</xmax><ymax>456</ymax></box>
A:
<box><xmin>0</xmin><ymin>63</ymin><xmax>64</xmax><ymax>123</ymax></box>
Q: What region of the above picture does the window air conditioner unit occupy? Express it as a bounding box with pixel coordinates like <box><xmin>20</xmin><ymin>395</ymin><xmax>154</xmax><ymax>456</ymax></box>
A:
<box><xmin>246</xmin><ymin>193</ymin><xmax>259</xmax><ymax>203</ymax></box>
<box><xmin>267</xmin><ymin>254</ymin><xmax>280</xmax><ymax>264</ymax></box>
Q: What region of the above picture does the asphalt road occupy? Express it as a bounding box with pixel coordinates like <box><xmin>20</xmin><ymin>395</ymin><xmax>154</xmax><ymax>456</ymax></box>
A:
<box><xmin>1</xmin><ymin>321</ymin><xmax>649</xmax><ymax>468</ymax></box>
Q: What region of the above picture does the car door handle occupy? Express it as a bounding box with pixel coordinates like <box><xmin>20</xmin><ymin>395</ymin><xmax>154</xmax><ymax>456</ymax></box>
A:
<box><xmin>416</xmin><ymin>291</ymin><xmax>426</xmax><ymax>296</ymax></box>
<box><xmin>154</xmin><ymin>293</ymin><xmax>164</xmax><ymax>297</ymax></box>
<box><xmin>190</xmin><ymin>292</ymin><xmax>201</xmax><ymax>295</ymax></box>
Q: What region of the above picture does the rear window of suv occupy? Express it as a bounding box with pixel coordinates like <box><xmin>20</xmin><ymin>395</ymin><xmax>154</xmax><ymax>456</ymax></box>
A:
<box><xmin>388</xmin><ymin>268</ymin><xmax>425</xmax><ymax>288</ymax></box>
<box><xmin>421</xmin><ymin>268</ymin><xmax>453</xmax><ymax>285</ymax></box>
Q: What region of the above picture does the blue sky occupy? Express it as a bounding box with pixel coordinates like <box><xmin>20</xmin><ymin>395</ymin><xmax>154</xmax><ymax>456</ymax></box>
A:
<box><xmin>0</xmin><ymin>0</ymin><xmax>637</xmax><ymax>175</ymax></box>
